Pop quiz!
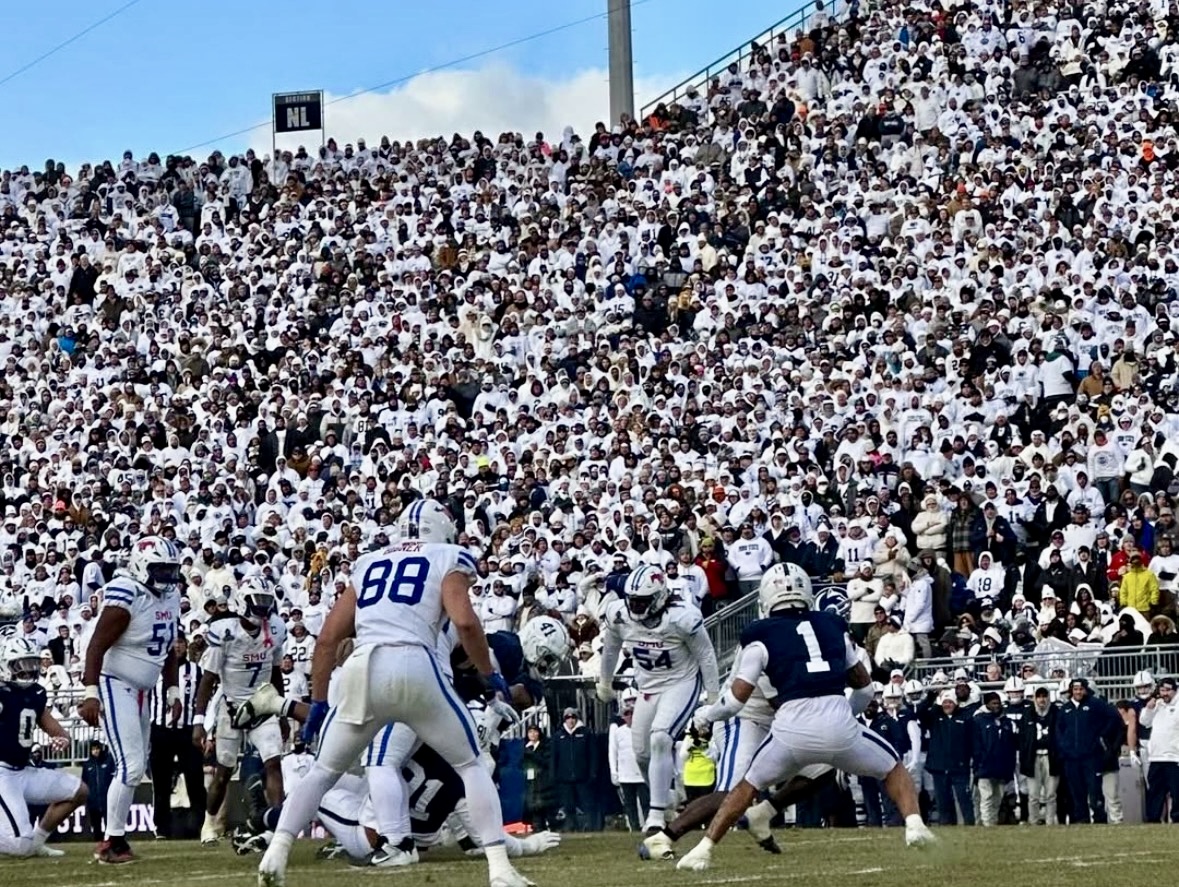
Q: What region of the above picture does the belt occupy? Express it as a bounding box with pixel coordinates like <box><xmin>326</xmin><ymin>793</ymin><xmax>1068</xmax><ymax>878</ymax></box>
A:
<box><xmin>1036</xmin><ymin>749</ymin><xmax>1050</xmax><ymax>755</ymax></box>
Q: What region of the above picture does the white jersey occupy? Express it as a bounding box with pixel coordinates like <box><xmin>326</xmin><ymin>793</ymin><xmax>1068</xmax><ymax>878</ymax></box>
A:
<box><xmin>98</xmin><ymin>575</ymin><xmax>181</xmax><ymax>690</ymax></box>
<box><xmin>283</xmin><ymin>633</ymin><xmax>316</xmax><ymax>674</ymax></box>
<box><xmin>352</xmin><ymin>541</ymin><xmax>478</xmax><ymax>650</ymax></box>
<box><xmin>722</xmin><ymin>651</ymin><xmax>775</xmax><ymax>727</ymax></box>
<box><xmin>202</xmin><ymin>616</ymin><xmax>287</xmax><ymax>703</ymax></box>
<box><xmin>601</xmin><ymin>597</ymin><xmax>716</xmax><ymax>693</ymax></box>
<box><xmin>281</xmin><ymin>668</ymin><xmax>309</xmax><ymax>700</ymax></box>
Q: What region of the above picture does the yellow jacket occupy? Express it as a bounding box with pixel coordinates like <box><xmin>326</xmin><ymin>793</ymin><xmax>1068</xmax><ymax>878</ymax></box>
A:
<box><xmin>1119</xmin><ymin>566</ymin><xmax>1159</xmax><ymax>614</ymax></box>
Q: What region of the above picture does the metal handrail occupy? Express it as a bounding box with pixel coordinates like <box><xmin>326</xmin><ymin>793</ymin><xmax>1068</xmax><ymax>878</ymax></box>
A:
<box><xmin>908</xmin><ymin>644</ymin><xmax>1179</xmax><ymax>684</ymax></box>
<box><xmin>639</xmin><ymin>0</ymin><xmax>848</xmax><ymax>117</ymax></box>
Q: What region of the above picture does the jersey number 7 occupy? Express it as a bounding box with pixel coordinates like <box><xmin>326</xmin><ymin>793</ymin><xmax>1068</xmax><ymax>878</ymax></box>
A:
<box><xmin>357</xmin><ymin>557</ymin><xmax>431</xmax><ymax>608</ymax></box>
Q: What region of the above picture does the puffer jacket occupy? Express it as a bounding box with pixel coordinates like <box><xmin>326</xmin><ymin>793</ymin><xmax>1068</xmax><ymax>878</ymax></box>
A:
<box><xmin>1119</xmin><ymin>565</ymin><xmax>1160</xmax><ymax>614</ymax></box>
<box><xmin>911</xmin><ymin>503</ymin><xmax>948</xmax><ymax>553</ymax></box>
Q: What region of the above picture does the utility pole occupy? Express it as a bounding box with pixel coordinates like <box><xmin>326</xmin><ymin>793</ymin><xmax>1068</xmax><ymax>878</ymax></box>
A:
<box><xmin>607</xmin><ymin>0</ymin><xmax>635</xmax><ymax>124</ymax></box>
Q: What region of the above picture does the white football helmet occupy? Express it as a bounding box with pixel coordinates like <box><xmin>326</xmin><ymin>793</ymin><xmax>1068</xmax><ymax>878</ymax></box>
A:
<box><xmin>882</xmin><ymin>683</ymin><xmax>904</xmax><ymax>710</ymax></box>
<box><xmin>623</xmin><ymin>565</ymin><xmax>669</xmax><ymax>626</ymax></box>
<box><xmin>1003</xmin><ymin>676</ymin><xmax>1026</xmax><ymax>703</ymax></box>
<box><xmin>1134</xmin><ymin>670</ymin><xmax>1156</xmax><ymax>699</ymax></box>
<box><xmin>757</xmin><ymin>563</ymin><xmax>814</xmax><ymax>616</ymax></box>
<box><xmin>903</xmin><ymin>679</ymin><xmax>925</xmax><ymax>704</ymax></box>
<box><xmin>234</xmin><ymin>578</ymin><xmax>276</xmax><ymax>624</ymax></box>
<box><xmin>3</xmin><ymin>637</ymin><xmax>41</xmax><ymax>686</ymax></box>
<box><xmin>128</xmin><ymin>535</ymin><xmax>182</xmax><ymax>596</ymax></box>
<box><xmin>520</xmin><ymin>616</ymin><xmax>571</xmax><ymax>678</ymax></box>
<box><xmin>398</xmin><ymin>499</ymin><xmax>456</xmax><ymax>544</ymax></box>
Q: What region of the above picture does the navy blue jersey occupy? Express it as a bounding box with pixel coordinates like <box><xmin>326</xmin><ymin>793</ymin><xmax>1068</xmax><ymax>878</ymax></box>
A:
<box><xmin>452</xmin><ymin>631</ymin><xmax>544</xmax><ymax>707</ymax></box>
<box><xmin>739</xmin><ymin>610</ymin><xmax>851</xmax><ymax>705</ymax></box>
<box><xmin>403</xmin><ymin>743</ymin><xmax>465</xmax><ymax>839</ymax></box>
<box><xmin>0</xmin><ymin>682</ymin><xmax>46</xmax><ymax>769</ymax></box>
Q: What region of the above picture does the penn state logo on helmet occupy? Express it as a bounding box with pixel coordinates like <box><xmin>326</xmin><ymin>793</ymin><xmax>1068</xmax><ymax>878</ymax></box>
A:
<box><xmin>520</xmin><ymin>616</ymin><xmax>571</xmax><ymax>678</ymax></box>
<box><xmin>757</xmin><ymin>563</ymin><xmax>813</xmax><ymax>616</ymax></box>
<box><xmin>814</xmin><ymin>585</ymin><xmax>851</xmax><ymax>621</ymax></box>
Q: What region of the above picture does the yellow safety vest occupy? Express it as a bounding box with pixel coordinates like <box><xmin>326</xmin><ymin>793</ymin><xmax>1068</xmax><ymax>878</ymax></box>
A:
<box><xmin>683</xmin><ymin>745</ymin><xmax>716</xmax><ymax>787</ymax></box>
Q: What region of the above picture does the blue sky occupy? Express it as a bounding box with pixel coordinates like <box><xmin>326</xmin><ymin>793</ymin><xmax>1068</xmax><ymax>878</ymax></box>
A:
<box><xmin>0</xmin><ymin>0</ymin><xmax>794</xmax><ymax>170</ymax></box>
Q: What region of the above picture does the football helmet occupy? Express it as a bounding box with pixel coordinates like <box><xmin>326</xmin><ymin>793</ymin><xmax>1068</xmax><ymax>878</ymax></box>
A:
<box><xmin>813</xmin><ymin>585</ymin><xmax>851</xmax><ymax>620</ymax></box>
<box><xmin>757</xmin><ymin>563</ymin><xmax>814</xmax><ymax>616</ymax></box>
<box><xmin>1134</xmin><ymin>670</ymin><xmax>1156</xmax><ymax>699</ymax></box>
<box><xmin>903</xmin><ymin>679</ymin><xmax>925</xmax><ymax>704</ymax></box>
<box><xmin>624</xmin><ymin>566</ymin><xmax>669</xmax><ymax>626</ymax></box>
<box><xmin>128</xmin><ymin>535</ymin><xmax>182</xmax><ymax>596</ymax></box>
<box><xmin>3</xmin><ymin>637</ymin><xmax>41</xmax><ymax>686</ymax></box>
<box><xmin>1003</xmin><ymin>676</ymin><xmax>1026</xmax><ymax>703</ymax></box>
<box><xmin>520</xmin><ymin>616</ymin><xmax>571</xmax><ymax>678</ymax></box>
<box><xmin>397</xmin><ymin>499</ymin><xmax>456</xmax><ymax>544</ymax></box>
<box><xmin>882</xmin><ymin>683</ymin><xmax>904</xmax><ymax>711</ymax></box>
<box><xmin>234</xmin><ymin>578</ymin><xmax>276</xmax><ymax>624</ymax></box>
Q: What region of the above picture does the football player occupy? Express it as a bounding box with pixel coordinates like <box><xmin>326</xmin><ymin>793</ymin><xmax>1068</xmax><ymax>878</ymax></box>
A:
<box><xmin>0</xmin><ymin>637</ymin><xmax>86</xmax><ymax>857</ymax></box>
<box><xmin>678</xmin><ymin>563</ymin><xmax>934</xmax><ymax>871</ymax></box>
<box><xmin>596</xmin><ymin>566</ymin><xmax>720</xmax><ymax>833</ymax></box>
<box><xmin>78</xmin><ymin>536</ymin><xmax>183</xmax><ymax>864</ymax></box>
<box><xmin>193</xmin><ymin>578</ymin><xmax>288</xmax><ymax>844</ymax></box>
<box><xmin>257</xmin><ymin>500</ymin><xmax>530</xmax><ymax>887</ymax></box>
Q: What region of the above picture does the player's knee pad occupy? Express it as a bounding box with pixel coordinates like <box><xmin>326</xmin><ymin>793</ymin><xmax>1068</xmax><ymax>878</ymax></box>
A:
<box><xmin>650</xmin><ymin>730</ymin><xmax>674</xmax><ymax>759</ymax></box>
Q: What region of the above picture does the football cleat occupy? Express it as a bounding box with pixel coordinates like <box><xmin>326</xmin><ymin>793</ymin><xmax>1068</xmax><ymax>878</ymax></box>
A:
<box><xmin>757</xmin><ymin>836</ymin><xmax>782</xmax><ymax>855</ymax></box>
<box><xmin>316</xmin><ymin>841</ymin><xmax>347</xmax><ymax>860</ymax></box>
<box><xmin>93</xmin><ymin>840</ymin><xmax>109</xmax><ymax>860</ymax></box>
<box><xmin>371</xmin><ymin>845</ymin><xmax>420</xmax><ymax>867</ymax></box>
<box><xmin>32</xmin><ymin>844</ymin><xmax>65</xmax><ymax>857</ymax></box>
<box><xmin>743</xmin><ymin>800</ymin><xmax>775</xmax><ymax>844</ymax></box>
<box><xmin>97</xmin><ymin>841</ymin><xmax>135</xmax><ymax>865</ymax></box>
<box><xmin>258</xmin><ymin>852</ymin><xmax>286</xmax><ymax>887</ymax></box>
<box><xmin>905</xmin><ymin>822</ymin><xmax>936</xmax><ymax>847</ymax></box>
<box><xmin>676</xmin><ymin>841</ymin><xmax>713</xmax><ymax>872</ymax></box>
<box><xmin>518</xmin><ymin>831</ymin><xmax>561</xmax><ymax>857</ymax></box>
<box><xmin>232</xmin><ymin>683</ymin><xmax>283</xmax><ymax>730</ymax></box>
<box><xmin>639</xmin><ymin>830</ymin><xmax>675</xmax><ymax>861</ymax></box>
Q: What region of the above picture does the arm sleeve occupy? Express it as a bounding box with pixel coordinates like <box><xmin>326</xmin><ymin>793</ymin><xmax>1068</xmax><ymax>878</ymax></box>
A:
<box><xmin>685</xmin><ymin>616</ymin><xmax>721</xmax><ymax>695</ymax></box>
<box><xmin>848</xmin><ymin>683</ymin><xmax>874</xmax><ymax>716</ymax></box>
<box><xmin>732</xmin><ymin>641</ymin><xmax>770</xmax><ymax>687</ymax></box>
<box><xmin>1139</xmin><ymin>705</ymin><xmax>1156</xmax><ymax>728</ymax></box>
<box><xmin>598</xmin><ymin>622</ymin><xmax>621</xmax><ymax>684</ymax></box>
<box><xmin>608</xmin><ymin>724</ymin><xmax>619</xmax><ymax>779</ymax></box>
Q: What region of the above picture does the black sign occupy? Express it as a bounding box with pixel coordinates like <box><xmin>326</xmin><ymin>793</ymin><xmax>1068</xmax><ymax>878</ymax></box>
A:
<box><xmin>273</xmin><ymin>92</ymin><xmax>323</xmax><ymax>134</ymax></box>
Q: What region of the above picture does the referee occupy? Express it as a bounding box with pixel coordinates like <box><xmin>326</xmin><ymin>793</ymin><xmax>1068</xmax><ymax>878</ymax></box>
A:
<box><xmin>149</xmin><ymin>634</ymin><xmax>207</xmax><ymax>839</ymax></box>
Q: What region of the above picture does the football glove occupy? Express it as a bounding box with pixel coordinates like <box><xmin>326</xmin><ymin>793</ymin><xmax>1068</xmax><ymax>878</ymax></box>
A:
<box><xmin>595</xmin><ymin>681</ymin><xmax>616</xmax><ymax>703</ymax></box>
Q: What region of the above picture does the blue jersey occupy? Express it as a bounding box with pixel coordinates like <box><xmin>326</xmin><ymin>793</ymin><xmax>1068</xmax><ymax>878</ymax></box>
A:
<box><xmin>402</xmin><ymin>743</ymin><xmax>465</xmax><ymax>840</ymax></box>
<box><xmin>0</xmin><ymin>682</ymin><xmax>46</xmax><ymax>769</ymax></box>
<box><xmin>739</xmin><ymin>610</ymin><xmax>853</xmax><ymax>705</ymax></box>
<box><xmin>452</xmin><ymin>631</ymin><xmax>544</xmax><ymax>707</ymax></box>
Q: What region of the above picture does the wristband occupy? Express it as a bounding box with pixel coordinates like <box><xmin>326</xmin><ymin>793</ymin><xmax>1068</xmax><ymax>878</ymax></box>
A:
<box><xmin>83</xmin><ymin>685</ymin><xmax>100</xmax><ymax>701</ymax></box>
<box><xmin>166</xmin><ymin>686</ymin><xmax>181</xmax><ymax>706</ymax></box>
<box><xmin>192</xmin><ymin>714</ymin><xmax>205</xmax><ymax>727</ymax></box>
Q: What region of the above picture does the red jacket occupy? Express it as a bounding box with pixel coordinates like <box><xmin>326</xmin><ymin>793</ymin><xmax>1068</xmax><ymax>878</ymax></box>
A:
<box><xmin>695</xmin><ymin>555</ymin><xmax>729</xmax><ymax>599</ymax></box>
<box><xmin>1108</xmin><ymin>549</ymin><xmax>1150</xmax><ymax>581</ymax></box>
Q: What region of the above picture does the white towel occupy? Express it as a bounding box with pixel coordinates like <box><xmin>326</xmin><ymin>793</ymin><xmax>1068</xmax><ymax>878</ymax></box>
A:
<box><xmin>334</xmin><ymin>643</ymin><xmax>375</xmax><ymax>724</ymax></box>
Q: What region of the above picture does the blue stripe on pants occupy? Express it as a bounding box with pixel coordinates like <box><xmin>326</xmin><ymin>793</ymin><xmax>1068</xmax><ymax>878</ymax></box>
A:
<box><xmin>862</xmin><ymin>728</ymin><xmax>901</xmax><ymax>762</ymax></box>
<box><xmin>427</xmin><ymin>653</ymin><xmax>478</xmax><ymax>755</ymax></box>
<box><xmin>376</xmin><ymin>723</ymin><xmax>394</xmax><ymax>766</ymax></box>
<box><xmin>102</xmin><ymin>676</ymin><xmax>129</xmax><ymax>783</ymax></box>
<box><xmin>669</xmin><ymin>675</ymin><xmax>704</xmax><ymax>739</ymax></box>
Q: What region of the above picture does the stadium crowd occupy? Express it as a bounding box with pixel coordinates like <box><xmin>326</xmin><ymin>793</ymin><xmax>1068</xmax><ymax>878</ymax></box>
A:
<box><xmin>3</xmin><ymin>0</ymin><xmax>1179</xmax><ymax>828</ymax></box>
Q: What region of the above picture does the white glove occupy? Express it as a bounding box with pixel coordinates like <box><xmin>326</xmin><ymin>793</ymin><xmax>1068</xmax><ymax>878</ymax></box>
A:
<box><xmin>702</xmin><ymin>690</ymin><xmax>717</xmax><ymax>706</ymax></box>
<box><xmin>1130</xmin><ymin>750</ymin><xmax>1142</xmax><ymax>767</ymax></box>
<box><xmin>692</xmin><ymin>706</ymin><xmax>715</xmax><ymax>735</ymax></box>
<box><xmin>489</xmin><ymin>697</ymin><xmax>521</xmax><ymax>727</ymax></box>
<box><xmin>595</xmin><ymin>681</ymin><xmax>616</xmax><ymax>703</ymax></box>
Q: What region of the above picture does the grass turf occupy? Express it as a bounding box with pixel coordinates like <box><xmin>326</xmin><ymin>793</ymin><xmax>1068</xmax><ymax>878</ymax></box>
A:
<box><xmin>2</xmin><ymin>827</ymin><xmax>1171</xmax><ymax>887</ymax></box>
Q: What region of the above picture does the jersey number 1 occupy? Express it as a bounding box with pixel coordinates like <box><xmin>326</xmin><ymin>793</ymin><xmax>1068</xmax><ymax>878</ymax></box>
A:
<box><xmin>357</xmin><ymin>557</ymin><xmax>430</xmax><ymax>608</ymax></box>
<box><xmin>796</xmin><ymin>623</ymin><xmax>831</xmax><ymax>674</ymax></box>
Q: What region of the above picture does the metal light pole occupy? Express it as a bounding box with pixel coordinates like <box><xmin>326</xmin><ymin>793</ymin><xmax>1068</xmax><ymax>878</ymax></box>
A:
<box><xmin>607</xmin><ymin>0</ymin><xmax>635</xmax><ymax>124</ymax></box>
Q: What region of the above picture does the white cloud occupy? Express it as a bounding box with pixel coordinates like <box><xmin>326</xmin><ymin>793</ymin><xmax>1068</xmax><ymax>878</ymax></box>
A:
<box><xmin>254</xmin><ymin>63</ymin><xmax>684</xmax><ymax>155</ymax></box>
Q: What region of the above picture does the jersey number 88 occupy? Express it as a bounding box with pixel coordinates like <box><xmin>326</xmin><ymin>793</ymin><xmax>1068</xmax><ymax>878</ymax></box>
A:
<box><xmin>358</xmin><ymin>557</ymin><xmax>431</xmax><ymax>608</ymax></box>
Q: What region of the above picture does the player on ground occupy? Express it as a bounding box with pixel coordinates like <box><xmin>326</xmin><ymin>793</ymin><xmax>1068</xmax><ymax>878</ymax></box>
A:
<box><xmin>641</xmin><ymin>586</ymin><xmax>855</xmax><ymax>860</ymax></box>
<box><xmin>78</xmin><ymin>536</ymin><xmax>183</xmax><ymax>864</ymax></box>
<box><xmin>257</xmin><ymin>499</ymin><xmax>533</xmax><ymax>887</ymax></box>
<box><xmin>193</xmin><ymin>578</ymin><xmax>288</xmax><ymax>844</ymax></box>
<box><xmin>596</xmin><ymin>565</ymin><xmax>720</xmax><ymax>833</ymax></box>
<box><xmin>0</xmin><ymin>636</ymin><xmax>87</xmax><ymax>857</ymax></box>
<box><xmin>677</xmin><ymin>563</ymin><xmax>934</xmax><ymax>871</ymax></box>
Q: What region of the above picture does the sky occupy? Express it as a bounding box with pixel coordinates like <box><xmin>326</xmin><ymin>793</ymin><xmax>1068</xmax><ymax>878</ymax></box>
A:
<box><xmin>0</xmin><ymin>0</ymin><xmax>800</xmax><ymax>171</ymax></box>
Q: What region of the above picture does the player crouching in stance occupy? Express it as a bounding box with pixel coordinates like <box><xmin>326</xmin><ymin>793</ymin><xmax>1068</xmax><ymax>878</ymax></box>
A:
<box><xmin>257</xmin><ymin>499</ymin><xmax>533</xmax><ymax>887</ymax></box>
<box><xmin>0</xmin><ymin>636</ymin><xmax>87</xmax><ymax>857</ymax></box>
<box><xmin>192</xmin><ymin>578</ymin><xmax>287</xmax><ymax>845</ymax></box>
<box><xmin>235</xmin><ymin>685</ymin><xmax>561</xmax><ymax>863</ymax></box>
<box><xmin>677</xmin><ymin>564</ymin><xmax>935</xmax><ymax>871</ymax></box>
<box><xmin>596</xmin><ymin>566</ymin><xmax>720</xmax><ymax>835</ymax></box>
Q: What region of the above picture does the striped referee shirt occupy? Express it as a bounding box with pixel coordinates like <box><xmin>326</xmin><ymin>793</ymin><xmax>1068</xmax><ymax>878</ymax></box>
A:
<box><xmin>150</xmin><ymin>659</ymin><xmax>203</xmax><ymax>728</ymax></box>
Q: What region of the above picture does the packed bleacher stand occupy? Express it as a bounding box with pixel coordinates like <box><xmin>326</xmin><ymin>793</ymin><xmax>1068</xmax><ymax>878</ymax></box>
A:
<box><xmin>2</xmin><ymin>0</ymin><xmax>1179</xmax><ymax>825</ymax></box>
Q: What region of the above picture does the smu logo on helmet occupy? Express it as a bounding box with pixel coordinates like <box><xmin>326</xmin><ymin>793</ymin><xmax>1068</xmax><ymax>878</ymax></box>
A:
<box><xmin>137</xmin><ymin>539</ymin><xmax>158</xmax><ymax>552</ymax></box>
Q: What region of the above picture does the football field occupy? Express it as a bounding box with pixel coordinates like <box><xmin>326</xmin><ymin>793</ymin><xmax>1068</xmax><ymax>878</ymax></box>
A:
<box><xmin>2</xmin><ymin>828</ymin><xmax>1172</xmax><ymax>887</ymax></box>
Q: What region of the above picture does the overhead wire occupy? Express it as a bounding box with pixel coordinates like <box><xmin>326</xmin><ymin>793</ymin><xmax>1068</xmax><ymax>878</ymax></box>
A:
<box><xmin>171</xmin><ymin>0</ymin><xmax>658</xmax><ymax>155</ymax></box>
